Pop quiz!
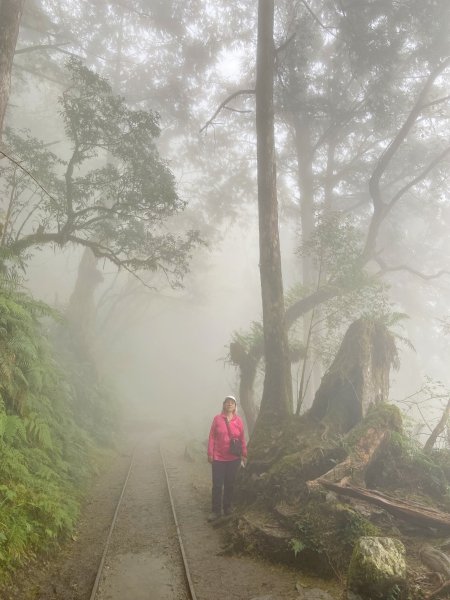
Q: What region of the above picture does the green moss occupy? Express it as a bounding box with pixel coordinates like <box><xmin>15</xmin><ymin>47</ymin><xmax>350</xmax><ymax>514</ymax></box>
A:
<box><xmin>290</xmin><ymin>506</ymin><xmax>331</xmax><ymax>575</ymax></box>
<box><xmin>346</xmin><ymin>403</ymin><xmax>403</xmax><ymax>447</ymax></box>
<box><xmin>348</xmin><ymin>537</ymin><xmax>406</xmax><ymax>599</ymax></box>
<box><xmin>287</xmin><ymin>499</ymin><xmax>382</xmax><ymax>578</ymax></box>
<box><xmin>337</xmin><ymin>505</ymin><xmax>381</xmax><ymax>548</ymax></box>
<box><xmin>366</xmin><ymin>430</ymin><xmax>449</xmax><ymax>502</ymax></box>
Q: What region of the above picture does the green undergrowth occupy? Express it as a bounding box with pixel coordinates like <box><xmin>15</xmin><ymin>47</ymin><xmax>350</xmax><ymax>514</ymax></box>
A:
<box><xmin>366</xmin><ymin>430</ymin><xmax>450</xmax><ymax>507</ymax></box>
<box><xmin>0</xmin><ymin>281</ymin><xmax>117</xmax><ymax>578</ymax></box>
<box><xmin>237</xmin><ymin>402</ymin><xmax>450</xmax><ymax>586</ymax></box>
<box><xmin>289</xmin><ymin>500</ymin><xmax>381</xmax><ymax>578</ymax></box>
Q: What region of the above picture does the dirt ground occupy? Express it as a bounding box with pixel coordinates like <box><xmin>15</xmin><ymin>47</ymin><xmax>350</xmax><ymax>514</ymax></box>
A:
<box><xmin>0</xmin><ymin>422</ymin><xmax>342</xmax><ymax>600</ymax></box>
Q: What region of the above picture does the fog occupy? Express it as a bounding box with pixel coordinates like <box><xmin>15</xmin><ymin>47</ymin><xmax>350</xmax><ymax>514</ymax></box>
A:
<box><xmin>2</xmin><ymin>0</ymin><xmax>450</xmax><ymax>447</ymax></box>
<box><xmin>25</xmin><ymin>223</ymin><xmax>266</xmax><ymax>437</ymax></box>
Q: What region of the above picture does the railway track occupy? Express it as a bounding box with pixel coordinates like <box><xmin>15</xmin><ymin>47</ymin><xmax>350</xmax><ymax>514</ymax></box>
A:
<box><xmin>0</xmin><ymin>432</ymin><xmax>336</xmax><ymax>600</ymax></box>
<box><xmin>84</xmin><ymin>434</ymin><xmax>331</xmax><ymax>600</ymax></box>
<box><xmin>89</xmin><ymin>439</ymin><xmax>196</xmax><ymax>600</ymax></box>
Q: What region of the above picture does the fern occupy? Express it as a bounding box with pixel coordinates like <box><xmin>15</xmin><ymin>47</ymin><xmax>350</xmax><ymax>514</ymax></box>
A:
<box><xmin>0</xmin><ymin>279</ymin><xmax>116</xmax><ymax>578</ymax></box>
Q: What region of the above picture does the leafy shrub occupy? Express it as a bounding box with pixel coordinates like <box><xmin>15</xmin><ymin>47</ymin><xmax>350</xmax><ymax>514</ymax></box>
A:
<box><xmin>0</xmin><ymin>281</ymin><xmax>114</xmax><ymax>576</ymax></box>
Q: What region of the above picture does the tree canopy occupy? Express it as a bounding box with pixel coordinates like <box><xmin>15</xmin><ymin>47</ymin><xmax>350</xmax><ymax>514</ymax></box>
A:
<box><xmin>1</xmin><ymin>58</ymin><xmax>200</xmax><ymax>282</ymax></box>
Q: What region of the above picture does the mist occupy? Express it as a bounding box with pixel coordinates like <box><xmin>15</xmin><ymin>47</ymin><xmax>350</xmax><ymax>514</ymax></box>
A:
<box><xmin>24</xmin><ymin>221</ymin><xmax>266</xmax><ymax>437</ymax></box>
<box><xmin>5</xmin><ymin>17</ymin><xmax>450</xmax><ymax>440</ymax></box>
<box><xmin>2</xmin><ymin>2</ymin><xmax>450</xmax><ymax>597</ymax></box>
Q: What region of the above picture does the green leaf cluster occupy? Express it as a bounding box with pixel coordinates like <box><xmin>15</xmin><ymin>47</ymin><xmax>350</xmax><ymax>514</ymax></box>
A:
<box><xmin>0</xmin><ymin>58</ymin><xmax>200</xmax><ymax>284</ymax></box>
<box><xmin>296</xmin><ymin>213</ymin><xmax>397</xmax><ymax>367</ymax></box>
<box><xmin>0</xmin><ymin>278</ymin><xmax>111</xmax><ymax>577</ymax></box>
<box><xmin>367</xmin><ymin>430</ymin><xmax>450</xmax><ymax>502</ymax></box>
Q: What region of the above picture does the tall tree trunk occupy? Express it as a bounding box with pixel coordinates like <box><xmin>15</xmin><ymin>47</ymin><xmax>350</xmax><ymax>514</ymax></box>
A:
<box><xmin>255</xmin><ymin>0</ymin><xmax>292</xmax><ymax>424</ymax></box>
<box><xmin>293</xmin><ymin>117</ymin><xmax>315</xmax><ymax>289</ymax></box>
<box><xmin>292</xmin><ymin>116</ymin><xmax>317</xmax><ymax>410</ymax></box>
<box><xmin>66</xmin><ymin>248</ymin><xmax>103</xmax><ymax>348</ymax></box>
<box><xmin>66</xmin><ymin>9</ymin><xmax>124</xmax><ymax>349</ymax></box>
<box><xmin>230</xmin><ymin>341</ymin><xmax>259</xmax><ymax>433</ymax></box>
<box><xmin>0</xmin><ymin>0</ymin><xmax>25</xmax><ymax>140</ymax></box>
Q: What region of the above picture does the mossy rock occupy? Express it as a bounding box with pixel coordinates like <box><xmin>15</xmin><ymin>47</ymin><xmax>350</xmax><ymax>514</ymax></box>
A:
<box><xmin>233</xmin><ymin>318</ymin><xmax>450</xmax><ymax>587</ymax></box>
<box><xmin>285</xmin><ymin>498</ymin><xmax>382</xmax><ymax>578</ymax></box>
<box><xmin>347</xmin><ymin>537</ymin><xmax>407</xmax><ymax>599</ymax></box>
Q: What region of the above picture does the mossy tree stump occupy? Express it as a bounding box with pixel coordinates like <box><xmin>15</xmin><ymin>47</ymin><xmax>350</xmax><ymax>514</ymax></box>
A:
<box><xmin>308</xmin><ymin>318</ymin><xmax>399</xmax><ymax>435</ymax></box>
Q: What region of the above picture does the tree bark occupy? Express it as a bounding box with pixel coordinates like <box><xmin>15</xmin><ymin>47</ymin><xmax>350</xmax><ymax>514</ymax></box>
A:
<box><xmin>230</xmin><ymin>341</ymin><xmax>259</xmax><ymax>433</ymax></box>
<box><xmin>426</xmin><ymin>580</ymin><xmax>450</xmax><ymax>600</ymax></box>
<box><xmin>316</xmin><ymin>481</ymin><xmax>450</xmax><ymax>531</ymax></box>
<box><xmin>255</xmin><ymin>0</ymin><xmax>292</xmax><ymax>424</ymax></box>
<box><xmin>232</xmin><ymin>55</ymin><xmax>450</xmax><ymax>427</ymax></box>
<box><xmin>307</xmin><ymin>426</ymin><xmax>391</xmax><ymax>491</ymax></box>
<box><xmin>309</xmin><ymin>319</ymin><xmax>398</xmax><ymax>434</ymax></box>
<box><xmin>420</xmin><ymin>544</ymin><xmax>450</xmax><ymax>580</ymax></box>
<box><xmin>66</xmin><ymin>248</ymin><xmax>103</xmax><ymax>348</ymax></box>
<box><xmin>0</xmin><ymin>0</ymin><xmax>25</xmax><ymax>140</ymax></box>
<box><xmin>292</xmin><ymin>116</ymin><xmax>317</xmax><ymax>410</ymax></box>
<box><xmin>424</xmin><ymin>398</ymin><xmax>450</xmax><ymax>455</ymax></box>
<box><xmin>65</xmin><ymin>10</ymin><xmax>124</xmax><ymax>353</ymax></box>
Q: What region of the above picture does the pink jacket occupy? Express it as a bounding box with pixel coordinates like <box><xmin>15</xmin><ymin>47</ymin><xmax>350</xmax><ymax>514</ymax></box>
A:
<box><xmin>208</xmin><ymin>413</ymin><xmax>247</xmax><ymax>461</ymax></box>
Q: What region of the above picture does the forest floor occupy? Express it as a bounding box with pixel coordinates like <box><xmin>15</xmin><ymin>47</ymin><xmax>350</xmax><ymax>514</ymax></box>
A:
<box><xmin>0</xmin><ymin>419</ymin><xmax>343</xmax><ymax>600</ymax></box>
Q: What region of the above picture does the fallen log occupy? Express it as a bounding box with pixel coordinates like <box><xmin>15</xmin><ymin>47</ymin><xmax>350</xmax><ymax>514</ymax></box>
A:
<box><xmin>316</xmin><ymin>480</ymin><xmax>450</xmax><ymax>530</ymax></box>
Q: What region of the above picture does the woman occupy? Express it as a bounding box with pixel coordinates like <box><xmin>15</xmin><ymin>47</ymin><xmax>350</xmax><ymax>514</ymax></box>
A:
<box><xmin>207</xmin><ymin>395</ymin><xmax>247</xmax><ymax>521</ymax></box>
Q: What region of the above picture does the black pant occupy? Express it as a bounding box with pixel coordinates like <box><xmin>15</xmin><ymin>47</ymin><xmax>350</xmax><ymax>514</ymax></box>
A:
<box><xmin>211</xmin><ymin>459</ymin><xmax>240</xmax><ymax>514</ymax></box>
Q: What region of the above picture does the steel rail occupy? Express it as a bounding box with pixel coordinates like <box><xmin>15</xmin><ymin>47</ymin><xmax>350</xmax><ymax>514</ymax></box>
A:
<box><xmin>89</xmin><ymin>447</ymin><xmax>136</xmax><ymax>600</ymax></box>
<box><xmin>159</xmin><ymin>443</ymin><xmax>198</xmax><ymax>600</ymax></box>
<box><xmin>89</xmin><ymin>442</ymin><xmax>197</xmax><ymax>600</ymax></box>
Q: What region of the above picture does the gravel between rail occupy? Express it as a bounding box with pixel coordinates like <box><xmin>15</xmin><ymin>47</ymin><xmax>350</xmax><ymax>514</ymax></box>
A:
<box><xmin>0</xmin><ymin>421</ymin><xmax>342</xmax><ymax>600</ymax></box>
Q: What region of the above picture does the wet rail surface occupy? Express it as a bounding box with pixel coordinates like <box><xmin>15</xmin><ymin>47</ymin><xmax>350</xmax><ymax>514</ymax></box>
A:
<box><xmin>89</xmin><ymin>438</ymin><xmax>193</xmax><ymax>600</ymax></box>
<box><xmin>86</xmin><ymin>435</ymin><xmax>338</xmax><ymax>600</ymax></box>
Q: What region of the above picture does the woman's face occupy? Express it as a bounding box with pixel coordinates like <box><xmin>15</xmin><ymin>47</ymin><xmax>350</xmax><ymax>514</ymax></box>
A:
<box><xmin>223</xmin><ymin>399</ymin><xmax>236</xmax><ymax>412</ymax></box>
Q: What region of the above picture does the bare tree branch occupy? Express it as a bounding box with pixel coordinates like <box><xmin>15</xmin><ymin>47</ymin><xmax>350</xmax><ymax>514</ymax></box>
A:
<box><xmin>424</xmin><ymin>398</ymin><xmax>450</xmax><ymax>454</ymax></box>
<box><xmin>376</xmin><ymin>258</ymin><xmax>450</xmax><ymax>280</ymax></box>
<box><xmin>15</xmin><ymin>42</ymin><xmax>73</xmax><ymax>55</ymax></box>
<box><xmin>369</xmin><ymin>57</ymin><xmax>450</xmax><ymax>208</ymax></box>
<box><xmin>223</xmin><ymin>106</ymin><xmax>252</xmax><ymax>114</ymax></box>
<box><xmin>388</xmin><ymin>146</ymin><xmax>450</xmax><ymax>210</ymax></box>
<box><xmin>421</xmin><ymin>94</ymin><xmax>450</xmax><ymax>111</ymax></box>
<box><xmin>363</xmin><ymin>57</ymin><xmax>450</xmax><ymax>261</ymax></box>
<box><xmin>275</xmin><ymin>32</ymin><xmax>297</xmax><ymax>54</ymax></box>
<box><xmin>299</xmin><ymin>0</ymin><xmax>338</xmax><ymax>36</ymax></box>
<box><xmin>0</xmin><ymin>150</ymin><xmax>59</xmax><ymax>205</ymax></box>
<box><xmin>5</xmin><ymin>231</ymin><xmax>160</xmax><ymax>288</ymax></box>
<box><xmin>200</xmin><ymin>89</ymin><xmax>255</xmax><ymax>134</ymax></box>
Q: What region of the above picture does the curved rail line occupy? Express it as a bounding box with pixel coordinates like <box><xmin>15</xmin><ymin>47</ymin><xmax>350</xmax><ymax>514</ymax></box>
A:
<box><xmin>89</xmin><ymin>443</ymin><xmax>198</xmax><ymax>600</ymax></box>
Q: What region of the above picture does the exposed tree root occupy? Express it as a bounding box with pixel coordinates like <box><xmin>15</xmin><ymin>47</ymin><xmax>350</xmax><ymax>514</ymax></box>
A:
<box><xmin>426</xmin><ymin>579</ymin><xmax>450</xmax><ymax>599</ymax></box>
<box><xmin>420</xmin><ymin>545</ymin><xmax>450</xmax><ymax>579</ymax></box>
